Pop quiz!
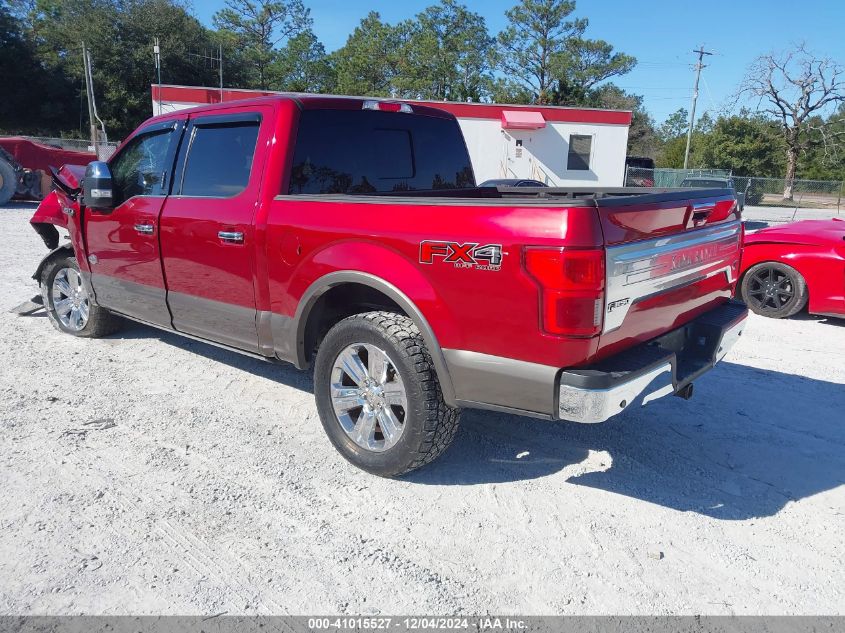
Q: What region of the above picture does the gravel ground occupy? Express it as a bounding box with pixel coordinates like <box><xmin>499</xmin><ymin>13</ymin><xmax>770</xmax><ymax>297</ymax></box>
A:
<box><xmin>743</xmin><ymin>204</ymin><xmax>842</xmax><ymax>225</ymax></box>
<box><xmin>1</xmin><ymin>202</ymin><xmax>844</xmax><ymax>615</ymax></box>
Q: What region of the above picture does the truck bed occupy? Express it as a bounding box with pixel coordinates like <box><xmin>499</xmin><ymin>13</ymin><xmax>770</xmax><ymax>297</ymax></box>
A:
<box><xmin>282</xmin><ymin>186</ymin><xmax>735</xmax><ymax>207</ymax></box>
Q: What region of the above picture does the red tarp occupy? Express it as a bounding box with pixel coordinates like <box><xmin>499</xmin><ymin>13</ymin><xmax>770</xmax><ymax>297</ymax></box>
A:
<box><xmin>0</xmin><ymin>137</ymin><xmax>96</xmax><ymax>173</ymax></box>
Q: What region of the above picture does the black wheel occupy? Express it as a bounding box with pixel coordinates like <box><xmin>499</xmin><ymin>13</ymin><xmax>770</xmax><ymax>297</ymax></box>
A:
<box><xmin>41</xmin><ymin>254</ymin><xmax>123</xmax><ymax>337</ymax></box>
<box><xmin>741</xmin><ymin>262</ymin><xmax>808</xmax><ymax>318</ymax></box>
<box><xmin>0</xmin><ymin>157</ymin><xmax>16</xmax><ymax>206</ymax></box>
<box><xmin>313</xmin><ymin>311</ymin><xmax>461</xmax><ymax>477</ymax></box>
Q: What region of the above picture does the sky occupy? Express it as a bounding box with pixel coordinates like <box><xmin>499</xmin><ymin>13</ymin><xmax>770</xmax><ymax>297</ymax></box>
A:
<box><xmin>190</xmin><ymin>0</ymin><xmax>845</xmax><ymax>124</ymax></box>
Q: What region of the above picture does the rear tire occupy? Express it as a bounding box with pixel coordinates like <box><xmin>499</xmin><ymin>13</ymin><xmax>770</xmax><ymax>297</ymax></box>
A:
<box><xmin>0</xmin><ymin>157</ymin><xmax>16</xmax><ymax>206</ymax></box>
<box><xmin>314</xmin><ymin>311</ymin><xmax>461</xmax><ymax>477</ymax></box>
<box><xmin>740</xmin><ymin>262</ymin><xmax>808</xmax><ymax>319</ymax></box>
<box><xmin>41</xmin><ymin>254</ymin><xmax>122</xmax><ymax>337</ymax></box>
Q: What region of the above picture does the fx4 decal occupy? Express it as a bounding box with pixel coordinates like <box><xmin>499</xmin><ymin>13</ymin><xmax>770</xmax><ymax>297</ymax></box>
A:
<box><xmin>419</xmin><ymin>241</ymin><xmax>504</xmax><ymax>271</ymax></box>
<box><xmin>606</xmin><ymin>298</ymin><xmax>630</xmax><ymax>313</ymax></box>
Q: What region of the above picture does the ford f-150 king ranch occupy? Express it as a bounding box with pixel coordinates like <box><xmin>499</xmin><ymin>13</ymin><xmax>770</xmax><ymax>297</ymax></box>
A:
<box><xmin>28</xmin><ymin>95</ymin><xmax>748</xmax><ymax>476</ymax></box>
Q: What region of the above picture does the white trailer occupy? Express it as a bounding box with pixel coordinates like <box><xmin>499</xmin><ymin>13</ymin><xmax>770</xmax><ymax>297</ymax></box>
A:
<box><xmin>151</xmin><ymin>85</ymin><xmax>632</xmax><ymax>187</ymax></box>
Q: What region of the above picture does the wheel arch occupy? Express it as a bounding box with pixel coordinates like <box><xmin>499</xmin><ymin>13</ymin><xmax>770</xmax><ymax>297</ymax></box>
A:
<box><xmin>739</xmin><ymin>245</ymin><xmax>813</xmax><ymax>304</ymax></box>
<box><xmin>32</xmin><ymin>243</ymin><xmax>75</xmax><ymax>284</ymax></box>
<box><xmin>293</xmin><ymin>271</ymin><xmax>456</xmax><ymax>406</ymax></box>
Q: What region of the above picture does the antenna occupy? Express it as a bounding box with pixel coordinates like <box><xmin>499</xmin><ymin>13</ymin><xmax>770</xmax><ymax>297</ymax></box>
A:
<box><xmin>187</xmin><ymin>48</ymin><xmax>224</xmax><ymax>101</ymax></box>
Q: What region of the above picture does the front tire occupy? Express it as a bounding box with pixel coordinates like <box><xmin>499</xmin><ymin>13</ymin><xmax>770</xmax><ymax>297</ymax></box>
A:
<box><xmin>41</xmin><ymin>255</ymin><xmax>122</xmax><ymax>337</ymax></box>
<box><xmin>740</xmin><ymin>262</ymin><xmax>808</xmax><ymax>318</ymax></box>
<box><xmin>314</xmin><ymin>311</ymin><xmax>461</xmax><ymax>477</ymax></box>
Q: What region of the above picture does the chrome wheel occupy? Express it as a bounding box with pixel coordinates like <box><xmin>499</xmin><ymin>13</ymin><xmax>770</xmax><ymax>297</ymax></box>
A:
<box><xmin>330</xmin><ymin>343</ymin><xmax>408</xmax><ymax>452</ymax></box>
<box><xmin>51</xmin><ymin>267</ymin><xmax>90</xmax><ymax>331</ymax></box>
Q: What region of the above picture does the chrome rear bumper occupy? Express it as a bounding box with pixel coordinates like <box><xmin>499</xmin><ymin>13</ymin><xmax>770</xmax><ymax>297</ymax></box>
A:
<box><xmin>557</xmin><ymin>300</ymin><xmax>748</xmax><ymax>423</ymax></box>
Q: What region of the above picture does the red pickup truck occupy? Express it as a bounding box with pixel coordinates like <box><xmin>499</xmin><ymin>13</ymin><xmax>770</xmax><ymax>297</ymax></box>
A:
<box><xmin>29</xmin><ymin>95</ymin><xmax>747</xmax><ymax>476</ymax></box>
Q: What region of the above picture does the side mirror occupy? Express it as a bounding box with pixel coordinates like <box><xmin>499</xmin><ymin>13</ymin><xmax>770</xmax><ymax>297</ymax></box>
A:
<box><xmin>83</xmin><ymin>161</ymin><xmax>114</xmax><ymax>209</ymax></box>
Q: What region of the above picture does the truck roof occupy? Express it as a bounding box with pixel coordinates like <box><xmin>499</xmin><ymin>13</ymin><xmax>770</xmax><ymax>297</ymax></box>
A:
<box><xmin>149</xmin><ymin>94</ymin><xmax>456</xmax><ymax>123</ymax></box>
<box><xmin>150</xmin><ymin>84</ymin><xmax>634</xmax><ymax>125</ymax></box>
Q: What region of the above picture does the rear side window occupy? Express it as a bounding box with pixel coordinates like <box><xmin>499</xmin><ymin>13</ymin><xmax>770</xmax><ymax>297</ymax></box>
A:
<box><xmin>567</xmin><ymin>134</ymin><xmax>592</xmax><ymax>171</ymax></box>
<box><xmin>180</xmin><ymin>122</ymin><xmax>260</xmax><ymax>197</ymax></box>
<box><xmin>288</xmin><ymin>109</ymin><xmax>475</xmax><ymax>194</ymax></box>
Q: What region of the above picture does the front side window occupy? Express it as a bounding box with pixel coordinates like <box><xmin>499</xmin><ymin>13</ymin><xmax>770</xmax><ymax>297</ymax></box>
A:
<box><xmin>109</xmin><ymin>129</ymin><xmax>173</xmax><ymax>205</ymax></box>
<box><xmin>567</xmin><ymin>134</ymin><xmax>592</xmax><ymax>171</ymax></box>
<box><xmin>180</xmin><ymin>122</ymin><xmax>260</xmax><ymax>197</ymax></box>
<box><xmin>288</xmin><ymin>109</ymin><xmax>475</xmax><ymax>194</ymax></box>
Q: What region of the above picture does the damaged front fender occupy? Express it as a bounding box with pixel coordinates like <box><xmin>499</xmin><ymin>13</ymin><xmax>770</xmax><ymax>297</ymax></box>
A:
<box><xmin>30</xmin><ymin>165</ymin><xmax>84</xmax><ymax>249</ymax></box>
<box><xmin>31</xmin><ymin>190</ymin><xmax>69</xmax><ymax>250</ymax></box>
<box><xmin>32</xmin><ymin>243</ymin><xmax>74</xmax><ymax>283</ymax></box>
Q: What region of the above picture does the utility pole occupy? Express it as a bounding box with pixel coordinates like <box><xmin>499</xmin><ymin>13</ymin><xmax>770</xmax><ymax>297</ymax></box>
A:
<box><xmin>81</xmin><ymin>42</ymin><xmax>97</xmax><ymax>153</ymax></box>
<box><xmin>154</xmin><ymin>37</ymin><xmax>162</xmax><ymax>115</ymax></box>
<box><xmin>219</xmin><ymin>44</ymin><xmax>223</xmax><ymax>100</ymax></box>
<box><xmin>683</xmin><ymin>46</ymin><xmax>713</xmax><ymax>170</ymax></box>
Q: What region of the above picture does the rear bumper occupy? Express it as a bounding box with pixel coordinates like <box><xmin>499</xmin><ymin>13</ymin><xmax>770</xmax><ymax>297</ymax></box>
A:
<box><xmin>557</xmin><ymin>300</ymin><xmax>748</xmax><ymax>423</ymax></box>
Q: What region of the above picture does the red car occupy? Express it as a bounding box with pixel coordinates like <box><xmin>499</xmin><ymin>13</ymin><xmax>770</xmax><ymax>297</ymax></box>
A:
<box><xmin>739</xmin><ymin>219</ymin><xmax>845</xmax><ymax>319</ymax></box>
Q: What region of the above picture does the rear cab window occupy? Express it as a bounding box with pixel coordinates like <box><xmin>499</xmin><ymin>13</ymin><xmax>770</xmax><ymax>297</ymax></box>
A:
<box><xmin>288</xmin><ymin>108</ymin><xmax>475</xmax><ymax>194</ymax></box>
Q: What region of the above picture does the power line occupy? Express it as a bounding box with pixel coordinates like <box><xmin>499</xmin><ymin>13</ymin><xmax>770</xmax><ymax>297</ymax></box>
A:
<box><xmin>684</xmin><ymin>45</ymin><xmax>714</xmax><ymax>169</ymax></box>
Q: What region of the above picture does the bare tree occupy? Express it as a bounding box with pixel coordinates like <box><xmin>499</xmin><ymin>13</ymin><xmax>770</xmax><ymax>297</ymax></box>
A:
<box><xmin>738</xmin><ymin>44</ymin><xmax>844</xmax><ymax>199</ymax></box>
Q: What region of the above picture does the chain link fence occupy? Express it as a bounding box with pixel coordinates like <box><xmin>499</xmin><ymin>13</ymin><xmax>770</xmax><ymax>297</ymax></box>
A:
<box><xmin>731</xmin><ymin>176</ymin><xmax>843</xmax><ymax>210</ymax></box>
<box><xmin>624</xmin><ymin>167</ymin><xmax>844</xmax><ymax>212</ymax></box>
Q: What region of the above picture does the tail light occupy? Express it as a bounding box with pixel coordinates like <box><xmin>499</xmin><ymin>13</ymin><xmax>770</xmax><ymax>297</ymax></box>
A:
<box><xmin>734</xmin><ymin>222</ymin><xmax>745</xmax><ymax>289</ymax></box>
<box><xmin>523</xmin><ymin>247</ymin><xmax>605</xmax><ymax>337</ymax></box>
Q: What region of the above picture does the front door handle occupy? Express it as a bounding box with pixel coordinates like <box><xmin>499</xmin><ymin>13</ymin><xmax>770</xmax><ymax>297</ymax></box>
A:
<box><xmin>218</xmin><ymin>231</ymin><xmax>244</xmax><ymax>244</ymax></box>
<box><xmin>134</xmin><ymin>223</ymin><xmax>155</xmax><ymax>235</ymax></box>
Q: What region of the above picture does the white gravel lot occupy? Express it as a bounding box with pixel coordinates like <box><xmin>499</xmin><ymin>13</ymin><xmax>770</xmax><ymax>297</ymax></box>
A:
<box><xmin>1</xmin><ymin>202</ymin><xmax>844</xmax><ymax>616</ymax></box>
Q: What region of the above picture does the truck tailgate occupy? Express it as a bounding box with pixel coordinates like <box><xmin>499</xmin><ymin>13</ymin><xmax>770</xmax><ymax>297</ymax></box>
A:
<box><xmin>593</xmin><ymin>190</ymin><xmax>742</xmax><ymax>361</ymax></box>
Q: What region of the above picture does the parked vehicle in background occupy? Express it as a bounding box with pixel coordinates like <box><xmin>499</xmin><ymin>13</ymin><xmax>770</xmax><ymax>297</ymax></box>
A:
<box><xmin>478</xmin><ymin>178</ymin><xmax>547</xmax><ymax>187</ymax></box>
<box><xmin>624</xmin><ymin>156</ymin><xmax>655</xmax><ymax>187</ymax></box>
<box><xmin>28</xmin><ymin>95</ymin><xmax>747</xmax><ymax>476</ymax></box>
<box><xmin>681</xmin><ymin>176</ymin><xmax>746</xmax><ymax>211</ymax></box>
<box><xmin>739</xmin><ymin>219</ymin><xmax>845</xmax><ymax>319</ymax></box>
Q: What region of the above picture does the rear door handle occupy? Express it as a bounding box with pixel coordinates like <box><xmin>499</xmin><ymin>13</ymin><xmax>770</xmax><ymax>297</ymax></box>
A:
<box><xmin>218</xmin><ymin>231</ymin><xmax>244</xmax><ymax>244</ymax></box>
<box><xmin>134</xmin><ymin>223</ymin><xmax>155</xmax><ymax>235</ymax></box>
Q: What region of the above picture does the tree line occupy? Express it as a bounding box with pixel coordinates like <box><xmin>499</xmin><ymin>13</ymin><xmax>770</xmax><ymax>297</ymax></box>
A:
<box><xmin>1</xmin><ymin>0</ymin><xmax>636</xmax><ymax>139</ymax></box>
<box><xmin>1</xmin><ymin>0</ymin><xmax>842</xmax><ymax>191</ymax></box>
